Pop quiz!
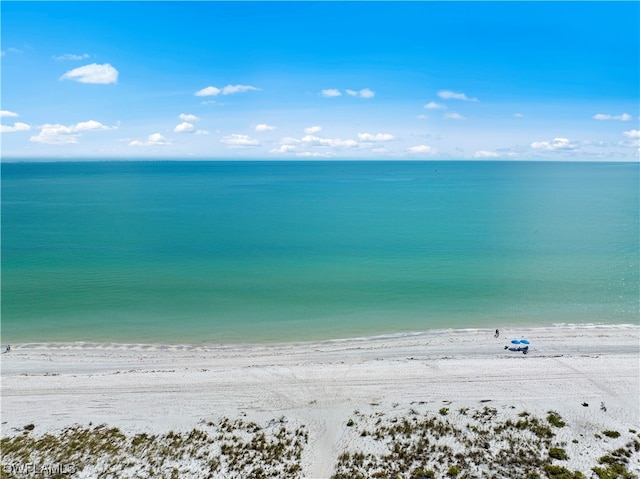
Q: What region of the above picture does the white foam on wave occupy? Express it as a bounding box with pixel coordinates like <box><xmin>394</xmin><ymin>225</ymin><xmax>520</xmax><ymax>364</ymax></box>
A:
<box><xmin>551</xmin><ymin>322</ymin><xmax>639</xmax><ymax>329</ymax></box>
<box><xmin>7</xmin><ymin>323</ymin><xmax>638</xmax><ymax>352</ymax></box>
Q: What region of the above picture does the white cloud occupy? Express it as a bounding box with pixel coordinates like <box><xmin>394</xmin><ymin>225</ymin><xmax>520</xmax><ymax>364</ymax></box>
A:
<box><xmin>74</xmin><ymin>120</ymin><xmax>111</xmax><ymax>131</ymax></box>
<box><xmin>530</xmin><ymin>137</ymin><xmax>578</xmax><ymax>151</ymax></box>
<box><xmin>60</xmin><ymin>63</ymin><xmax>118</xmax><ymax>84</ymax></box>
<box><xmin>195</xmin><ymin>130</ymin><xmax>210</xmax><ymax>135</ymax></box>
<box><xmin>220</xmin><ymin>134</ymin><xmax>260</xmax><ymax>147</ymax></box>
<box><xmin>222</xmin><ymin>84</ymin><xmax>260</xmax><ymax>95</ymax></box>
<box><xmin>623</xmin><ymin>129</ymin><xmax>640</xmax><ymax>139</ymax></box>
<box><xmin>179</xmin><ymin>113</ymin><xmax>199</xmax><ymax>122</ymax></box>
<box><xmin>346</xmin><ymin>88</ymin><xmax>375</xmax><ymax>99</ymax></box>
<box><xmin>54</xmin><ymin>53</ymin><xmax>90</xmax><ymax>61</ymax></box>
<box><xmin>407</xmin><ymin>145</ymin><xmax>436</xmax><ymax>154</ymax></box>
<box><xmin>331</xmin><ymin>138</ymin><xmax>358</xmax><ymax>148</ymax></box>
<box><xmin>321</xmin><ymin>89</ymin><xmax>341</xmax><ymax>98</ymax></box>
<box><xmin>2</xmin><ymin>47</ymin><xmax>23</xmax><ymax>56</ymax></box>
<box><xmin>416</xmin><ymin>114</ymin><xmax>428</xmax><ymax>120</ymax></box>
<box><xmin>1</xmin><ymin>110</ymin><xmax>19</xmax><ymax>117</ymax></box>
<box><xmin>514</xmin><ymin>113</ymin><xmax>525</xmax><ymax>118</ymax></box>
<box><xmin>444</xmin><ymin>112</ymin><xmax>465</xmax><ymax>120</ymax></box>
<box><xmin>301</xmin><ymin>135</ymin><xmax>329</xmax><ymax>146</ymax></box>
<box><xmin>593</xmin><ymin>113</ymin><xmax>632</xmax><ymax>121</ymax></box>
<box><xmin>357</xmin><ymin>132</ymin><xmax>395</xmax><ymax>142</ymax></box>
<box><xmin>304</xmin><ymin>125</ymin><xmax>322</xmax><ymax>134</ymax></box>
<box><xmin>255</xmin><ymin>123</ymin><xmax>276</xmax><ymax>132</ymax></box>
<box><xmin>30</xmin><ymin>120</ymin><xmax>113</xmax><ymax>144</ymax></box>
<box><xmin>195</xmin><ymin>86</ymin><xmax>221</xmax><ymax>97</ymax></box>
<box><xmin>301</xmin><ymin>135</ymin><xmax>358</xmax><ymax>148</ymax></box>
<box><xmin>359</xmin><ymin>88</ymin><xmax>375</xmax><ymax>99</ymax></box>
<box><xmin>474</xmin><ymin>150</ymin><xmax>499</xmax><ymax>158</ymax></box>
<box><xmin>0</xmin><ymin>122</ymin><xmax>31</xmax><ymax>133</ymax></box>
<box><xmin>619</xmin><ymin>129</ymin><xmax>640</xmax><ymax>148</ymax></box>
<box><xmin>174</xmin><ymin>122</ymin><xmax>195</xmax><ymax>133</ymax></box>
<box><xmin>424</xmin><ymin>101</ymin><xmax>446</xmax><ymax>110</ymax></box>
<box><xmin>270</xmin><ymin>144</ymin><xmax>297</xmax><ymax>154</ymax></box>
<box><xmin>273</xmin><ymin>131</ymin><xmax>388</xmax><ymax>155</ymax></box>
<box><xmin>195</xmin><ymin>84</ymin><xmax>259</xmax><ymax>96</ymax></box>
<box><xmin>296</xmin><ymin>151</ymin><xmax>334</xmax><ymax>158</ymax></box>
<box><xmin>30</xmin><ymin>124</ymin><xmax>79</xmax><ymax>144</ymax></box>
<box><xmin>437</xmin><ymin>90</ymin><xmax>478</xmax><ymax>102</ymax></box>
<box><xmin>129</xmin><ymin>133</ymin><xmax>170</xmax><ymax>147</ymax></box>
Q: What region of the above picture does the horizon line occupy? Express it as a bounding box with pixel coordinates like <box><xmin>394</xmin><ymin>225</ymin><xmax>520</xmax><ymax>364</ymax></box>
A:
<box><xmin>2</xmin><ymin>157</ymin><xmax>638</xmax><ymax>164</ymax></box>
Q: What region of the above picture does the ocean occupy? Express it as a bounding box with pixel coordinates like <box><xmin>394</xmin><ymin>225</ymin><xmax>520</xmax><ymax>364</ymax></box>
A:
<box><xmin>1</xmin><ymin>161</ymin><xmax>638</xmax><ymax>344</ymax></box>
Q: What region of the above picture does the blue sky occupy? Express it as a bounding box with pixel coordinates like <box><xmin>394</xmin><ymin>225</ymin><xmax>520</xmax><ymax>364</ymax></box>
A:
<box><xmin>1</xmin><ymin>1</ymin><xmax>638</xmax><ymax>160</ymax></box>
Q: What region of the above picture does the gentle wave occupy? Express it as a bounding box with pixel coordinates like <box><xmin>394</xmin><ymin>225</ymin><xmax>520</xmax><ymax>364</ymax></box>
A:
<box><xmin>5</xmin><ymin>324</ymin><xmax>638</xmax><ymax>352</ymax></box>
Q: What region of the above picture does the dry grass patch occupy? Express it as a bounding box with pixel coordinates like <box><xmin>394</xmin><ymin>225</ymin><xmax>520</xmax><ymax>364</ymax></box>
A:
<box><xmin>0</xmin><ymin>417</ymin><xmax>308</xmax><ymax>479</ymax></box>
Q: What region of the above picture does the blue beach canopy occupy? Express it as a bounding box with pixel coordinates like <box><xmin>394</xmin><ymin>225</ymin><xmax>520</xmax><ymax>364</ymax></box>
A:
<box><xmin>511</xmin><ymin>339</ymin><xmax>521</xmax><ymax>344</ymax></box>
<box><xmin>520</xmin><ymin>339</ymin><xmax>530</xmax><ymax>345</ymax></box>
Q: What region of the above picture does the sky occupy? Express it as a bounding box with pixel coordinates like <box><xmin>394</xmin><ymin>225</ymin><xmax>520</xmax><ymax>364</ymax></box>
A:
<box><xmin>1</xmin><ymin>1</ymin><xmax>639</xmax><ymax>161</ymax></box>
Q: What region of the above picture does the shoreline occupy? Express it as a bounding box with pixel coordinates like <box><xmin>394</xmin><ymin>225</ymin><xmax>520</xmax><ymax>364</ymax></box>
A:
<box><xmin>3</xmin><ymin>322</ymin><xmax>638</xmax><ymax>351</ymax></box>
<box><xmin>2</xmin><ymin>324</ymin><xmax>639</xmax><ymax>477</ymax></box>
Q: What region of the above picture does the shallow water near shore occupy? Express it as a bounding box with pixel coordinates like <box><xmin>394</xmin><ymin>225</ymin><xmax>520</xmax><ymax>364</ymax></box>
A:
<box><xmin>2</xmin><ymin>161</ymin><xmax>638</xmax><ymax>344</ymax></box>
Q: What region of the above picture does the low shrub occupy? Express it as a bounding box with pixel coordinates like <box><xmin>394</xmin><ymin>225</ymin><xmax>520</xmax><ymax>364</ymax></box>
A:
<box><xmin>549</xmin><ymin>447</ymin><xmax>569</xmax><ymax>460</ymax></box>
<box><xmin>547</xmin><ymin>412</ymin><xmax>566</xmax><ymax>428</ymax></box>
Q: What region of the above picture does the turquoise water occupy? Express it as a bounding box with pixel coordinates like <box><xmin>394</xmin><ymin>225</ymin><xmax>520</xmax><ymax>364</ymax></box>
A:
<box><xmin>2</xmin><ymin>161</ymin><xmax>638</xmax><ymax>344</ymax></box>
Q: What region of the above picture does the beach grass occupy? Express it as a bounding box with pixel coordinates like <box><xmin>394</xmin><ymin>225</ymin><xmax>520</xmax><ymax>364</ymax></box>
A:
<box><xmin>1</xmin><ymin>418</ymin><xmax>308</xmax><ymax>479</ymax></box>
<box><xmin>331</xmin><ymin>406</ymin><xmax>639</xmax><ymax>479</ymax></box>
<box><xmin>2</xmin><ymin>407</ymin><xmax>638</xmax><ymax>479</ymax></box>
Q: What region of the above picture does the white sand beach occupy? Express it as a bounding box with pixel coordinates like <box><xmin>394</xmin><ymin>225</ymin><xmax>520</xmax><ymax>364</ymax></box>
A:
<box><xmin>1</xmin><ymin>325</ymin><xmax>639</xmax><ymax>478</ymax></box>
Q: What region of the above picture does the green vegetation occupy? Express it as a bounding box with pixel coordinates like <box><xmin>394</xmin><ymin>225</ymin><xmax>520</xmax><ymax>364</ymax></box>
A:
<box><xmin>446</xmin><ymin>465</ymin><xmax>460</xmax><ymax>477</ymax></box>
<box><xmin>544</xmin><ymin>464</ymin><xmax>586</xmax><ymax>479</ymax></box>
<box><xmin>592</xmin><ymin>440</ymin><xmax>640</xmax><ymax>479</ymax></box>
<box><xmin>0</xmin><ymin>418</ymin><xmax>308</xmax><ymax>479</ymax></box>
<box><xmin>331</xmin><ymin>406</ymin><xmax>638</xmax><ymax>479</ymax></box>
<box><xmin>546</xmin><ymin>412</ymin><xmax>566</xmax><ymax>428</ymax></box>
<box><xmin>549</xmin><ymin>447</ymin><xmax>569</xmax><ymax>460</ymax></box>
<box><xmin>2</xmin><ymin>407</ymin><xmax>638</xmax><ymax>479</ymax></box>
<box><xmin>411</xmin><ymin>469</ymin><xmax>435</xmax><ymax>478</ymax></box>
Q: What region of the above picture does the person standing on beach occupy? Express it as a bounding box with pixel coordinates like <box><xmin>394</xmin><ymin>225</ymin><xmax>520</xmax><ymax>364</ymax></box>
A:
<box><xmin>494</xmin><ymin>329</ymin><xmax>499</xmax><ymax>338</ymax></box>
